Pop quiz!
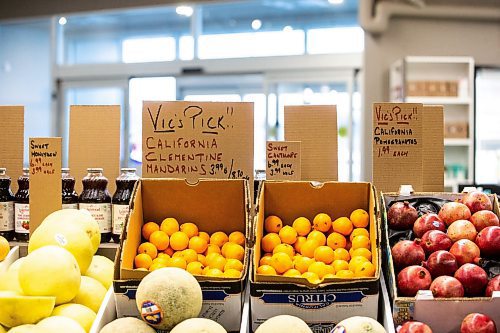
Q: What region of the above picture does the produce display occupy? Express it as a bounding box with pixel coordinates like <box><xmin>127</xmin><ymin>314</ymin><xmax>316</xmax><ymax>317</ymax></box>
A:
<box><xmin>387</xmin><ymin>191</ymin><xmax>500</xmax><ymax>298</ymax></box>
<box><xmin>0</xmin><ymin>209</ymin><xmax>114</xmax><ymax>332</ymax></box>
<box><xmin>395</xmin><ymin>312</ymin><xmax>497</xmax><ymax>333</ymax></box>
<box><xmin>257</xmin><ymin>209</ymin><xmax>375</xmax><ymax>284</ymax></box>
<box><xmin>134</xmin><ymin>217</ymin><xmax>246</xmax><ymax>278</ymax></box>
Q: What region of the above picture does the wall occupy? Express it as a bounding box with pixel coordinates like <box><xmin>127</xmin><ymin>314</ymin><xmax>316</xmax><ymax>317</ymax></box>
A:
<box><xmin>0</xmin><ymin>19</ymin><xmax>52</xmax><ymax>164</ymax></box>
<box><xmin>362</xmin><ymin>17</ymin><xmax>500</xmax><ymax>181</ymax></box>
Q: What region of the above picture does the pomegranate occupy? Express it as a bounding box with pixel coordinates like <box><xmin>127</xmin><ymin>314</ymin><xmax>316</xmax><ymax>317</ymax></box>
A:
<box><xmin>475</xmin><ymin>226</ymin><xmax>500</xmax><ymax>257</ymax></box>
<box><xmin>462</xmin><ymin>191</ymin><xmax>493</xmax><ymax>214</ymax></box>
<box><xmin>429</xmin><ymin>276</ymin><xmax>464</xmax><ymax>298</ymax></box>
<box><xmin>412</xmin><ymin>213</ymin><xmax>446</xmax><ymax>238</ymax></box>
<box><xmin>423</xmin><ymin>250</ymin><xmax>458</xmax><ymax>278</ymax></box>
<box><xmin>485</xmin><ymin>275</ymin><xmax>500</xmax><ymax>297</ymax></box>
<box><xmin>397</xmin><ymin>265</ymin><xmax>432</xmax><ymax>297</ymax></box>
<box><xmin>447</xmin><ymin>220</ymin><xmax>477</xmax><ymax>242</ymax></box>
<box><xmin>438</xmin><ymin>202</ymin><xmax>471</xmax><ymax>226</ymax></box>
<box><xmin>398</xmin><ymin>321</ymin><xmax>433</xmax><ymax>333</ymax></box>
<box><xmin>460</xmin><ymin>313</ymin><xmax>497</xmax><ymax>333</ymax></box>
<box><xmin>470</xmin><ymin>210</ymin><xmax>499</xmax><ymax>232</ymax></box>
<box><xmin>454</xmin><ymin>263</ymin><xmax>489</xmax><ymax>296</ymax></box>
<box><xmin>391</xmin><ymin>240</ymin><xmax>425</xmax><ymax>269</ymax></box>
<box><xmin>450</xmin><ymin>239</ymin><xmax>481</xmax><ymax>266</ymax></box>
<box><xmin>388</xmin><ymin>201</ymin><xmax>418</xmax><ymax>230</ymax></box>
<box><xmin>421</xmin><ymin>230</ymin><xmax>452</xmax><ymax>255</ymax></box>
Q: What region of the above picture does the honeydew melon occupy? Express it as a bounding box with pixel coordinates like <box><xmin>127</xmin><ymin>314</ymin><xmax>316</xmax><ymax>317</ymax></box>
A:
<box><xmin>37</xmin><ymin>316</ymin><xmax>85</xmax><ymax>333</ymax></box>
<box><xmin>99</xmin><ymin>317</ymin><xmax>156</xmax><ymax>333</ymax></box>
<box><xmin>170</xmin><ymin>318</ymin><xmax>227</xmax><ymax>333</ymax></box>
<box><xmin>255</xmin><ymin>315</ymin><xmax>312</xmax><ymax>333</ymax></box>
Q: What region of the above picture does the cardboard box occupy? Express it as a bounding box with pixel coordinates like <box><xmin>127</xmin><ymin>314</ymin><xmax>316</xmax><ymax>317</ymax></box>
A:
<box><xmin>114</xmin><ymin>178</ymin><xmax>252</xmax><ymax>333</ymax></box>
<box><xmin>250</xmin><ymin>181</ymin><xmax>381</xmax><ymax>333</ymax></box>
<box><xmin>0</xmin><ymin>106</ymin><xmax>24</xmax><ymax>193</ymax></box>
<box><xmin>381</xmin><ymin>191</ymin><xmax>500</xmax><ymax>331</ymax></box>
<box><xmin>89</xmin><ymin>287</ymin><xmax>116</xmax><ymax>333</ymax></box>
<box><xmin>445</xmin><ymin>121</ymin><xmax>468</xmax><ymax>139</ymax></box>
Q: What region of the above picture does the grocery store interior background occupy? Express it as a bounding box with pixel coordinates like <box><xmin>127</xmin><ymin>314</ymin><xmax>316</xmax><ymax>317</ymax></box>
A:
<box><xmin>0</xmin><ymin>0</ymin><xmax>499</xmax><ymax>190</ymax></box>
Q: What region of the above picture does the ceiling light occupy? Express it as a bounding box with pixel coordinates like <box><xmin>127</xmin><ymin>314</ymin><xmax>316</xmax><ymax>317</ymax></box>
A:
<box><xmin>176</xmin><ymin>6</ymin><xmax>193</xmax><ymax>17</ymax></box>
<box><xmin>251</xmin><ymin>19</ymin><xmax>262</xmax><ymax>30</ymax></box>
<box><xmin>283</xmin><ymin>25</ymin><xmax>293</xmax><ymax>32</ymax></box>
<box><xmin>58</xmin><ymin>17</ymin><xmax>67</xmax><ymax>25</ymax></box>
<box><xmin>328</xmin><ymin>0</ymin><xmax>344</xmax><ymax>4</ymax></box>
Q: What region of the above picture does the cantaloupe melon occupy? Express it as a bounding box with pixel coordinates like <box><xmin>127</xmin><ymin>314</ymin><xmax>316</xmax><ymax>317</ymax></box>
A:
<box><xmin>135</xmin><ymin>267</ymin><xmax>202</xmax><ymax>331</ymax></box>
<box><xmin>0</xmin><ymin>294</ymin><xmax>55</xmax><ymax>328</ymax></box>
<box><xmin>255</xmin><ymin>315</ymin><xmax>312</xmax><ymax>333</ymax></box>
<box><xmin>99</xmin><ymin>317</ymin><xmax>156</xmax><ymax>333</ymax></box>
<box><xmin>51</xmin><ymin>303</ymin><xmax>96</xmax><ymax>333</ymax></box>
<box><xmin>170</xmin><ymin>318</ymin><xmax>227</xmax><ymax>333</ymax></box>
<box><xmin>332</xmin><ymin>317</ymin><xmax>387</xmax><ymax>333</ymax></box>
<box><xmin>84</xmin><ymin>256</ymin><xmax>114</xmax><ymax>289</ymax></box>
<box><xmin>37</xmin><ymin>316</ymin><xmax>85</xmax><ymax>333</ymax></box>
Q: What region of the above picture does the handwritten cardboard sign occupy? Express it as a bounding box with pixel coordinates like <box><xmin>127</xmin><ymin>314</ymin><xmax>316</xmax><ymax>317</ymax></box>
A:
<box><xmin>142</xmin><ymin>101</ymin><xmax>254</xmax><ymax>185</ymax></box>
<box><xmin>372</xmin><ymin>103</ymin><xmax>423</xmax><ymax>192</ymax></box>
<box><xmin>69</xmin><ymin>105</ymin><xmax>121</xmax><ymax>194</ymax></box>
<box><xmin>29</xmin><ymin>137</ymin><xmax>62</xmax><ymax>233</ymax></box>
<box><xmin>284</xmin><ymin>105</ymin><xmax>337</xmax><ymax>182</ymax></box>
<box><xmin>266</xmin><ymin>141</ymin><xmax>301</xmax><ymax>180</ymax></box>
<box><xmin>0</xmin><ymin>106</ymin><xmax>24</xmax><ymax>192</ymax></box>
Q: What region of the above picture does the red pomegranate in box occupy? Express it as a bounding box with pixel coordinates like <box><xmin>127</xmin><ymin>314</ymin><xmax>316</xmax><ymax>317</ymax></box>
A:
<box><xmin>447</xmin><ymin>220</ymin><xmax>477</xmax><ymax>242</ymax></box>
<box><xmin>423</xmin><ymin>250</ymin><xmax>458</xmax><ymax>278</ymax></box>
<box><xmin>462</xmin><ymin>191</ymin><xmax>492</xmax><ymax>214</ymax></box>
<box><xmin>388</xmin><ymin>201</ymin><xmax>418</xmax><ymax>230</ymax></box>
<box><xmin>413</xmin><ymin>213</ymin><xmax>446</xmax><ymax>238</ymax></box>
<box><xmin>438</xmin><ymin>202</ymin><xmax>471</xmax><ymax>226</ymax></box>
<box><xmin>421</xmin><ymin>230</ymin><xmax>452</xmax><ymax>255</ymax></box>
<box><xmin>391</xmin><ymin>240</ymin><xmax>425</xmax><ymax>269</ymax></box>
<box><xmin>430</xmin><ymin>276</ymin><xmax>464</xmax><ymax>298</ymax></box>
<box><xmin>460</xmin><ymin>313</ymin><xmax>497</xmax><ymax>333</ymax></box>
<box><xmin>450</xmin><ymin>239</ymin><xmax>480</xmax><ymax>266</ymax></box>
<box><xmin>475</xmin><ymin>226</ymin><xmax>500</xmax><ymax>257</ymax></box>
<box><xmin>470</xmin><ymin>210</ymin><xmax>499</xmax><ymax>232</ymax></box>
<box><xmin>397</xmin><ymin>266</ymin><xmax>432</xmax><ymax>297</ymax></box>
<box><xmin>454</xmin><ymin>263</ymin><xmax>489</xmax><ymax>296</ymax></box>
<box><xmin>485</xmin><ymin>275</ymin><xmax>500</xmax><ymax>297</ymax></box>
<box><xmin>398</xmin><ymin>321</ymin><xmax>433</xmax><ymax>333</ymax></box>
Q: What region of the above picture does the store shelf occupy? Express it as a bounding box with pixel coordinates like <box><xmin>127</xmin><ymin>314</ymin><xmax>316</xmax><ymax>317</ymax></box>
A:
<box><xmin>405</xmin><ymin>96</ymin><xmax>471</xmax><ymax>105</ymax></box>
<box><xmin>444</xmin><ymin>138</ymin><xmax>471</xmax><ymax>146</ymax></box>
<box><xmin>404</xmin><ymin>56</ymin><xmax>474</xmax><ymax>64</ymax></box>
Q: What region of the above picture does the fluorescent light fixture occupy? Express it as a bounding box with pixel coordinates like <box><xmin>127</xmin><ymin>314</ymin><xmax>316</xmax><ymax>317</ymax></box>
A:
<box><xmin>283</xmin><ymin>25</ymin><xmax>293</xmax><ymax>32</ymax></box>
<box><xmin>328</xmin><ymin>0</ymin><xmax>344</xmax><ymax>4</ymax></box>
<box><xmin>58</xmin><ymin>17</ymin><xmax>67</xmax><ymax>25</ymax></box>
<box><xmin>176</xmin><ymin>5</ymin><xmax>193</xmax><ymax>17</ymax></box>
<box><xmin>251</xmin><ymin>19</ymin><xmax>262</xmax><ymax>30</ymax></box>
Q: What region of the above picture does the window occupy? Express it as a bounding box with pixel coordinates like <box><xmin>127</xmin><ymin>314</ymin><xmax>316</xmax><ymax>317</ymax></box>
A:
<box><xmin>122</xmin><ymin>37</ymin><xmax>176</xmax><ymax>63</ymax></box>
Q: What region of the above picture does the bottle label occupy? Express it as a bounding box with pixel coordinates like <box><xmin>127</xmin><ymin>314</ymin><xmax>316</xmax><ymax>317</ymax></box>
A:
<box><xmin>112</xmin><ymin>204</ymin><xmax>130</xmax><ymax>236</ymax></box>
<box><xmin>0</xmin><ymin>201</ymin><xmax>14</xmax><ymax>232</ymax></box>
<box><xmin>79</xmin><ymin>203</ymin><xmax>111</xmax><ymax>233</ymax></box>
<box><xmin>62</xmin><ymin>203</ymin><xmax>79</xmax><ymax>210</ymax></box>
<box><xmin>15</xmin><ymin>203</ymin><xmax>30</xmax><ymax>234</ymax></box>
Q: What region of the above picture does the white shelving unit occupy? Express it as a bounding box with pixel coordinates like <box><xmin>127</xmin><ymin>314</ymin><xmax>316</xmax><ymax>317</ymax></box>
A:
<box><xmin>390</xmin><ymin>56</ymin><xmax>475</xmax><ymax>192</ymax></box>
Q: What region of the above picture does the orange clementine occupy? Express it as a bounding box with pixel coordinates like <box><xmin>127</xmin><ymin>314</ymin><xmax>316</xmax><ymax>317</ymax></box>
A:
<box><xmin>307</xmin><ymin>230</ymin><xmax>326</xmax><ymax>246</ymax></box>
<box><xmin>300</xmin><ymin>239</ymin><xmax>320</xmax><ymax>258</ymax></box>
<box><xmin>293</xmin><ymin>236</ymin><xmax>307</xmax><ymax>253</ymax></box>
<box><xmin>292</xmin><ymin>217</ymin><xmax>311</xmax><ymax>236</ymax></box>
<box><xmin>198</xmin><ymin>254</ymin><xmax>207</xmax><ymax>266</ymax></box>
<box><xmin>149</xmin><ymin>230</ymin><xmax>169</xmax><ymax>251</ymax></box>
<box><xmin>224</xmin><ymin>258</ymin><xmax>244</xmax><ymax>272</ymax></box>
<box><xmin>313</xmin><ymin>213</ymin><xmax>332</xmax><ymax>233</ymax></box>
<box><xmin>186</xmin><ymin>261</ymin><xmax>204</xmax><ymax>275</ymax></box>
<box><xmin>336</xmin><ymin>270</ymin><xmax>355</xmax><ymax>278</ymax></box>
<box><xmin>228</xmin><ymin>231</ymin><xmax>245</xmax><ymax>246</ymax></box>
<box><xmin>350</xmin><ymin>248</ymin><xmax>372</xmax><ymax>261</ymax></box>
<box><xmin>152</xmin><ymin>256</ymin><xmax>170</xmax><ymax>266</ymax></box>
<box><xmin>314</xmin><ymin>246</ymin><xmax>335</xmax><ymax>264</ymax></box>
<box><xmin>142</xmin><ymin>222</ymin><xmax>159</xmax><ymax>240</ymax></box>
<box><xmin>348</xmin><ymin>256</ymin><xmax>369</xmax><ymax>272</ymax></box>
<box><xmin>283</xmin><ymin>269</ymin><xmax>302</xmax><ymax>277</ymax></box>
<box><xmin>350</xmin><ymin>209</ymin><xmax>369</xmax><ymax>228</ymax></box>
<box><xmin>278</xmin><ymin>225</ymin><xmax>297</xmax><ymax>245</ymax></box>
<box><xmin>333</xmin><ymin>248</ymin><xmax>350</xmax><ymax>262</ymax></box>
<box><xmin>272</xmin><ymin>243</ymin><xmax>295</xmax><ymax>259</ymax></box>
<box><xmin>308</xmin><ymin>261</ymin><xmax>330</xmax><ymax>278</ymax></box>
<box><xmin>323</xmin><ymin>273</ymin><xmax>335</xmax><ymax>279</ymax></box>
<box><xmin>224</xmin><ymin>243</ymin><xmax>245</xmax><ymax>261</ymax></box>
<box><xmin>168</xmin><ymin>256</ymin><xmax>187</xmax><ymax>270</ymax></box>
<box><xmin>270</xmin><ymin>252</ymin><xmax>293</xmax><ymax>274</ymax></box>
<box><xmin>180</xmin><ymin>222</ymin><xmax>199</xmax><ymax>238</ymax></box>
<box><xmin>134</xmin><ymin>253</ymin><xmax>153</xmax><ymax>269</ymax></box>
<box><xmin>351</xmin><ymin>235</ymin><xmax>370</xmax><ymax>251</ymax></box>
<box><xmin>189</xmin><ymin>236</ymin><xmax>208</xmax><ymax>254</ymax></box>
<box><xmin>350</xmin><ymin>228</ymin><xmax>370</xmax><ymax>242</ymax></box>
<box><xmin>354</xmin><ymin>261</ymin><xmax>376</xmax><ymax>277</ymax></box>
<box><xmin>264</xmin><ymin>215</ymin><xmax>283</xmax><ymax>233</ymax></box>
<box><xmin>207</xmin><ymin>254</ymin><xmax>227</xmax><ymax>271</ymax></box>
<box><xmin>157</xmin><ymin>252</ymin><xmax>170</xmax><ymax>259</ymax></box>
<box><xmin>261</xmin><ymin>233</ymin><xmax>281</xmax><ymax>253</ymax></box>
<box><xmin>259</xmin><ymin>254</ymin><xmax>273</xmax><ymax>266</ymax></box>
<box><xmin>205</xmin><ymin>244</ymin><xmax>221</xmax><ymax>256</ymax></box>
<box><xmin>332</xmin><ymin>217</ymin><xmax>353</xmax><ymax>236</ymax></box>
<box><xmin>172</xmin><ymin>251</ymin><xmax>183</xmax><ymax>258</ymax></box>
<box><xmin>205</xmin><ymin>268</ymin><xmax>224</xmax><ymax>277</ymax></box>
<box><xmin>137</xmin><ymin>242</ymin><xmax>158</xmax><ymax>259</ymax></box>
<box><xmin>181</xmin><ymin>249</ymin><xmax>198</xmax><ymax>263</ymax></box>
<box><xmin>170</xmin><ymin>231</ymin><xmax>189</xmax><ymax>251</ymax></box>
<box><xmin>302</xmin><ymin>272</ymin><xmax>321</xmax><ymax>284</ymax></box>
<box><xmin>210</xmin><ymin>231</ymin><xmax>229</xmax><ymax>248</ymax></box>
<box><xmin>293</xmin><ymin>256</ymin><xmax>314</xmax><ymax>274</ymax></box>
<box><xmin>326</xmin><ymin>232</ymin><xmax>347</xmax><ymax>250</ymax></box>
<box><xmin>160</xmin><ymin>217</ymin><xmax>179</xmax><ymax>236</ymax></box>
<box><xmin>257</xmin><ymin>265</ymin><xmax>277</xmax><ymax>275</ymax></box>
<box><xmin>149</xmin><ymin>261</ymin><xmax>167</xmax><ymax>271</ymax></box>
<box><xmin>223</xmin><ymin>268</ymin><xmax>241</xmax><ymax>278</ymax></box>
<box><xmin>198</xmin><ymin>231</ymin><xmax>210</xmax><ymax>243</ymax></box>
<box><xmin>332</xmin><ymin>259</ymin><xmax>349</xmax><ymax>272</ymax></box>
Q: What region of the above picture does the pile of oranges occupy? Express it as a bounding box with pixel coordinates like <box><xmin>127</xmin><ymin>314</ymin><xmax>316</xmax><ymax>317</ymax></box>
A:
<box><xmin>257</xmin><ymin>209</ymin><xmax>376</xmax><ymax>284</ymax></box>
<box><xmin>134</xmin><ymin>217</ymin><xmax>246</xmax><ymax>278</ymax></box>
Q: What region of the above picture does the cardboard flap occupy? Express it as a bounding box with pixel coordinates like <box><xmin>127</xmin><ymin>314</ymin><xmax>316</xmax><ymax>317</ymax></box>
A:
<box><xmin>284</xmin><ymin>105</ymin><xmax>337</xmax><ymax>182</ymax></box>
<box><xmin>422</xmin><ymin>105</ymin><xmax>444</xmax><ymax>192</ymax></box>
<box><xmin>0</xmin><ymin>106</ymin><xmax>24</xmax><ymax>192</ymax></box>
<box><xmin>28</xmin><ymin>137</ymin><xmax>62</xmax><ymax>233</ymax></box>
<box><xmin>69</xmin><ymin>105</ymin><xmax>121</xmax><ymax>194</ymax></box>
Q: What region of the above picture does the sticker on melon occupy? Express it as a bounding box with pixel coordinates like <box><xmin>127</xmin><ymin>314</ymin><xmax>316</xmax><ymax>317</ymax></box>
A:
<box><xmin>141</xmin><ymin>300</ymin><xmax>164</xmax><ymax>326</ymax></box>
